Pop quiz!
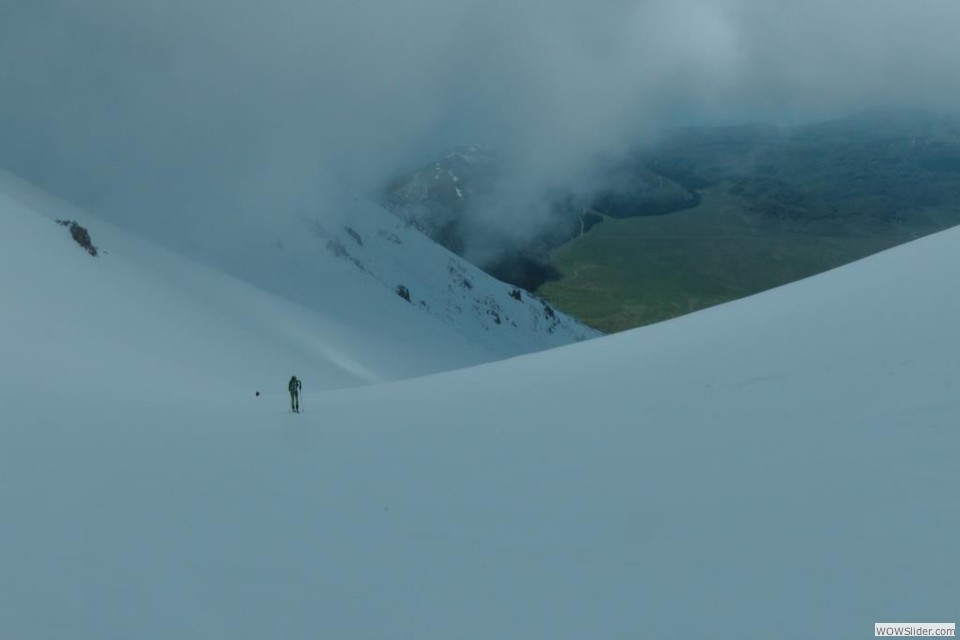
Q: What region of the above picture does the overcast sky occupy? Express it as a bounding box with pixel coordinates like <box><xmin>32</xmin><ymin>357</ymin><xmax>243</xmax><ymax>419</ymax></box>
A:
<box><xmin>1</xmin><ymin>0</ymin><xmax>958</xmax><ymax>245</ymax></box>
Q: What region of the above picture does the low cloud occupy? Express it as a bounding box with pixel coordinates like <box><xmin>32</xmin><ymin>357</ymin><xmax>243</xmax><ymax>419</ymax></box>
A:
<box><xmin>1</xmin><ymin>0</ymin><xmax>958</xmax><ymax>247</ymax></box>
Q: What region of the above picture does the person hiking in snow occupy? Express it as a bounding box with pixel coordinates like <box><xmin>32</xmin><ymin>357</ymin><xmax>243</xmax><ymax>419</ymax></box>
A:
<box><xmin>288</xmin><ymin>375</ymin><xmax>302</xmax><ymax>413</ymax></box>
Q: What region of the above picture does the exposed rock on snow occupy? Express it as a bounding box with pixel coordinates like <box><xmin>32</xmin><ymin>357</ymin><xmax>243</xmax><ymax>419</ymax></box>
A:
<box><xmin>56</xmin><ymin>219</ymin><xmax>98</xmax><ymax>256</ymax></box>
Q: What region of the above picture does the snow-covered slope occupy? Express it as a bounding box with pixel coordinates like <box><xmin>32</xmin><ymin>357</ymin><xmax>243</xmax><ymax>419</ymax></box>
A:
<box><xmin>2</xmin><ymin>170</ymin><xmax>959</xmax><ymax>637</ymax></box>
<box><xmin>289</xmin><ymin>191</ymin><xmax>597</xmax><ymax>357</ymax></box>
<box><xmin>0</xmin><ymin>171</ymin><xmax>596</xmax><ymax>400</ymax></box>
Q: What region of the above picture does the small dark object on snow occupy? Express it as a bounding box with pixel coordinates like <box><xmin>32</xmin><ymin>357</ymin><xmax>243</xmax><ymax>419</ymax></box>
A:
<box><xmin>255</xmin><ymin>391</ymin><xmax>260</xmax><ymax>397</ymax></box>
<box><xmin>543</xmin><ymin>303</ymin><xmax>555</xmax><ymax>319</ymax></box>
<box><xmin>396</xmin><ymin>284</ymin><xmax>411</xmax><ymax>302</ymax></box>
<box><xmin>344</xmin><ymin>226</ymin><xmax>364</xmax><ymax>246</ymax></box>
<box><xmin>509</xmin><ymin>288</ymin><xmax>522</xmax><ymax>301</ymax></box>
<box><xmin>57</xmin><ymin>219</ymin><xmax>98</xmax><ymax>256</ymax></box>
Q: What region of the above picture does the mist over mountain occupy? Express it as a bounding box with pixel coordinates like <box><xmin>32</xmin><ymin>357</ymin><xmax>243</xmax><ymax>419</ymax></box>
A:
<box><xmin>381</xmin><ymin>109</ymin><xmax>960</xmax><ymax>300</ymax></box>
<box><xmin>542</xmin><ymin>110</ymin><xmax>960</xmax><ymax>330</ymax></box>
<box><xmin>5</xmin><ymin>3</ymin><xmax>960</xmax><ymax>635</ymax></box>
<box><xmin>2</xmin><ymin>0</ymin><xmax>960</xmax><ymax>254</ymax></box>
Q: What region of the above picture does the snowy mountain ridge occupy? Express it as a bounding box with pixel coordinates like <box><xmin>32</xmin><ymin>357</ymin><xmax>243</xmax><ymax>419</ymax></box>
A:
<box><xmin>0</xmin><ymin>169</ymin><xmax>596</xmax><ymax>398</ymax></box>
<box><xmin>298</xmin><ymin>191</ymin><xmax>597</xmax><ymax>356</ymax></box>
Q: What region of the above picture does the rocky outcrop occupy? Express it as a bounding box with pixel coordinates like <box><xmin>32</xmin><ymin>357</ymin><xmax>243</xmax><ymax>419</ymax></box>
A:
<box><xmin>56</xmin><ymin>220</ymin><xmax>98</xmax><ymax>256</ymax></box>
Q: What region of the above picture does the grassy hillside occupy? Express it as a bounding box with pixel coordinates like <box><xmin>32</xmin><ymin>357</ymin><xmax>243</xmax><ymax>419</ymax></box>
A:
<box><xmin>540</xmin><ymin>190</ymin><xmax>959</xmax><ymax>332</ymax></box>
<box><xmin>539</xmin><ymin>112</ymin><xmax>960</xmax><ymax>332</ymax></box>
